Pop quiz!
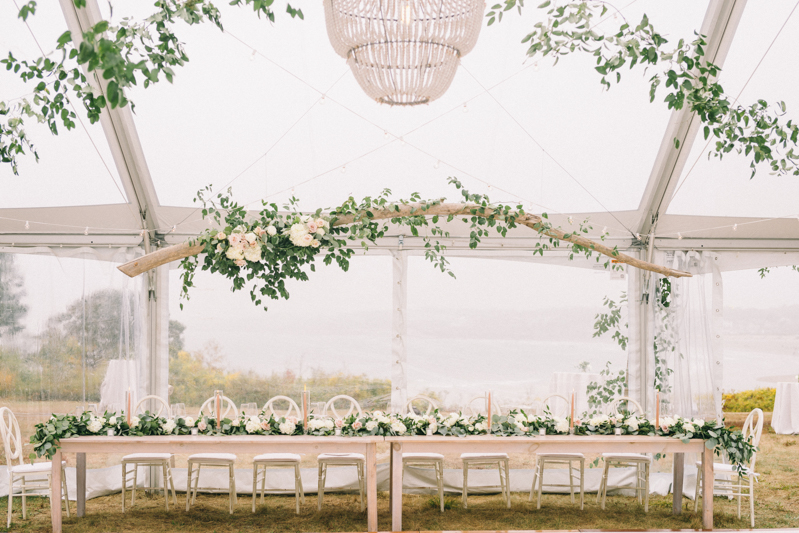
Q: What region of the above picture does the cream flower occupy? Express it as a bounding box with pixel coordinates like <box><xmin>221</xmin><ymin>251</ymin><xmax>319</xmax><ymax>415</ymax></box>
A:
<box><xmin>279</xmin><ymin>420</ymin><xmax>296</xmax><ymax>435</ymax></box>
<box><xmin>130</xmin><ymin>416</ymin><xmax>141</xmax><ymax>428</ymax></box>
<box><xmin>266</xmin><ymin>225</ymin><xmax>277</xmax><ymax>236</ymax></box>
<box><xmin>626</xmin><ymin>416</ymin><xmax>640</xmax><ymax>432</ymax></box>
<box><xmin>243</xmin><ymin>244</ymin><xmax>261</xmax><ymax>262</ymax></box>
<box><xmin>391</xmin><ymin>420</ymin><xmax>407</xmax><ymax>435</ymax></box>
<box><xmin>198</xmin><ymin>420</ymin><xmax>207</xmax><ymax>431</ymax></box>
<box><xmin>352</xmin><ymin>420</ymin><xmax>363</xmax><ymax>430</ymax></box>
<box><xmin>316</xmin><ymin>218</ymin><xmax>327</xmax><ymax>228</ymax></box>
<box><xmin>311</xmin><ymin>239</ymin><xmax>321</xmax><ymax>248</ymax></box>
<box><xmin>216</xmin><ymin>232</ymin><xmax>226</xmax><ymax>240</ymax></box>
<box><xmin>234</xmin><ymin>259</ymin><xmax>246</xmax><ymax>267</ymax></box>
<box><xmin>87</xmin><ymin>418</ymin><xmax>103</xmax><ymax>433</ymax></box>
<box><xmin>554</xmin><ymin>417</ymin><xmax>570</xmax><ymax>434</ymax></box>
<box><xmin>109</xmin><ymin>416</ymin><xmax>118</xmax><ymax>425</ymax></box>
<box><xmin>365</xmin><ymin>420</ymin><xmax>378</xmax><ymax>431</ymax></box>
<box><xmin>245</xmin><ymin>416</ymin><xmax>261</xmax><ymax>434</ymax></box>
<box><xmin>184</xmin><ymin>416</ymin><xmax>195</xmax><ymax>427</ymax></box>
<box><xmin>226</xmin><ymin>246</ymin><xmax>244</xmax><ymax>261</ymax></box>
<box><xmin>590</xmin><ymin>414</ymin><xmax>610</xmax><ymax>426</ymax></box>
<box><xmin>162</xmin><ymin>419</ymin><xmax>176</xmax><ymax>434</ymax></box>
<box><xmin>245</xmin><ymin>232</ymin><xmax>257</xmax><ymax>243</ymax></box>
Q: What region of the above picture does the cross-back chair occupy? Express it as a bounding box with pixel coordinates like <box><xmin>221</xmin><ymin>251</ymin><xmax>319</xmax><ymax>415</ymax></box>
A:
<box><xmin>317</xmin><ymin>395</ymin><xmax>365</xmax><ymax>511</ymax></box>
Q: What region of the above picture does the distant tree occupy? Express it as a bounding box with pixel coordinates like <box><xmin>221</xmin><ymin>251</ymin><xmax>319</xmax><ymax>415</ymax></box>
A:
<box><xmin>169</xmin><ymin>320</ymin><xmax>186</xmax><ymax>355</ymax></box>
<box><xmin>0</xmin><ymin>254</ymin><xmax>28</xmax><ymax>337</ymax></box>
<box><xmin>49</xmin><ymin>288</ymin><xmax>137</xmax><ymax>368</ymax></box>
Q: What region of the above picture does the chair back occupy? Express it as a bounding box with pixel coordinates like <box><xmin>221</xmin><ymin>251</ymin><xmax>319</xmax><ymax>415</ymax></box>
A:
<box><xmin>0</xmin><ymin>407</ymin><xmax>25</xmax><ymax>469</ymax></box>
<box><xmin>466</xmin><ymin>396</ymin><xmax>503</xmax><ymax>416</ymax></box>
<box><xmin>323</xmin><ymin>395</ymin><xmax>362</xmax><ymax>420</ymax></box>
<box><xmin>199</xmin><ymin>395</ymin><xmax>239</xmax><ymax>419</ymax></box>
<box><xmin>742</xmin><ymin>408</ymin><xmax>764</xmax><ymax>471</ymax></box>
<box><xmin>607</xmin><ymin>396</ymin><xmax>644</xmax><ymax>417</ymax></box>
<box><xmin>263</xmin><ymin>396</ymin><xmax>301</xmax><ymax>419</ymax></box>
<box><xmin>406</xmin><ymin>395</ymin><xmax>437</xmax><ymax>416</ymax></box>
<box><xmin>539</xmin><ymin>394</ymin><xmax>569</xmax><ymax>418</ymax></box>
<box><xmin>135</xmin><ymin>395</ymin><xmax>171</xmax><ymax>418</ymax></box>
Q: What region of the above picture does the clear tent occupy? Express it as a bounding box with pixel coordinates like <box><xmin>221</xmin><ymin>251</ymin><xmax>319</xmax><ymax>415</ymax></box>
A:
<box><xmin>1</xmin><ymin>0</ymin><xmax>799</xmax><ymax>475</ymax></box>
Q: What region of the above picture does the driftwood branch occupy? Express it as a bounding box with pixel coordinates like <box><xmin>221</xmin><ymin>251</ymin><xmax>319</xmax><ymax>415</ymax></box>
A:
<box><xmin>117</xmin><ymin>202</ymin><xmax>691</xmax><ymax>278</ymax></box>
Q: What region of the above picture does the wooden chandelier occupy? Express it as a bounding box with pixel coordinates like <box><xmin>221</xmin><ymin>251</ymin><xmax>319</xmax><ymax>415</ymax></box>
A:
<box><xmin>323</xmin><ymin>0</ymin><xmax>486</xmax><ymax>106</ymax></box>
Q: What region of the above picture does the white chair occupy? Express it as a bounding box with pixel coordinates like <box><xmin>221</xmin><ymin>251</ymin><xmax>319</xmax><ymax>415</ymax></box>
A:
<box><xmin>1</xmin><ymin>407</ymin><xmax>70</xmax><ymax>528</ymax></box>
<box><xmin>402</xmin><ymin>396</ymin><xmax>445</xmax><ymax>512</ymax></box>
<box><xmin>461</xmin><ymin>396</ymin><xmax>510</xmax><ymax>509</ymax></box>
<box><xmin>694</xmin><ymin>408</ymin><xmax>763</xmax><ymax>527</ymax></box>
<box><xmin>317</xmin><ymin>395</ymin><xmax>365</xmax><ymax>511</ymax></box>
<box><xmin>530</xmin><ymin>393</ymin><xmax>584</xmax><ymax>510</ymax></box>
<box><xmin>252</xmin><ymin>396</ymin><xmax>305</xmax><ymax>514</ymax></box>
<box><xmin>121</xmin><ymin>395</ymin><xmax>177</xmax><ymax>512</ymax></box>
<box><xmin>597</xmin><ymin>396</ymin><xmax>650</xmax><ymax>512</ymax></box>
<box><xmin>186</xmin><ymin>395</ymin><xmax>239</xmax><ymax>514</ymax></box>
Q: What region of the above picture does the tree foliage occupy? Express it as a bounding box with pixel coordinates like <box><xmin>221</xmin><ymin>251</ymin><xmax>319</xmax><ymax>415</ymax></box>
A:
<box><xmin>0</xmin><ymin>254</ymin><xmax>28</xmax><ymax>337</ymax></box>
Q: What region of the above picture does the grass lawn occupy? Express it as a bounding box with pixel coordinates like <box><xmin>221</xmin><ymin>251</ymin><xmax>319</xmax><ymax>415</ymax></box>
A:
<box><xmin>2</xmin><ymin>431</ymin><xmax>797</xmax><ymax>532</ymax></box>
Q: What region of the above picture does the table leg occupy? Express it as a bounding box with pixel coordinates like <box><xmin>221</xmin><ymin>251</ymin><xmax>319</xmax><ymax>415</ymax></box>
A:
<box><xmin>702</xmin><ymin>444</ymin><xmax>714</xmax><ymax>529</ymax></box>
<box><xmin>389</xmin><ymin>445</ymin><xmax>393</xmax><ymax>524</ymax></box>
<box><xmin>672</xmin><ymin>452</ymin><xmax>684</xmax><ymax>515</ymax></box>
<box><xmin>77</xmin><ymin>452</ymin><xmax>87</xmax><ymax>517</ymax></box>
<box><xmin>366</xmin><ymin>443</ymin><xmax>378</xmax><ymax>533</ymax></box>
<box><xmin>391</xmin><ymin>442</ymin><xmax>403</xmax><ymax>532</ymax></box>
<box><xmin>51</xmin><ymin>450</ymin><xmax>63</xmax><ymax>533</ymax></box>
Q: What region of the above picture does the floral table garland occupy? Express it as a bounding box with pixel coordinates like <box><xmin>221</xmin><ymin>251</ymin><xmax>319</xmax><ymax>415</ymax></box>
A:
<box><xmin>30</xmin><ymin>409</ymin><xmax>755</xmax><ymax>473</ymax></box>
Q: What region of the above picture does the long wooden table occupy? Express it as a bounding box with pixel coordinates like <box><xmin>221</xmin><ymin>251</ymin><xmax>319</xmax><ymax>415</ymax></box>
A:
<box><xmin>50</xmin><ymin>435</ymin><xmax>381</xmax><ymax>533</ymax></box>
<box><xmin>51</xmin><ymin>434</ymin><xmax>716</xmax><ymax>532</ymax></box>
<box><xmin>385</xmin><ymin>435</ymin><xmax>714</xmax><ymax>530</ymax></box>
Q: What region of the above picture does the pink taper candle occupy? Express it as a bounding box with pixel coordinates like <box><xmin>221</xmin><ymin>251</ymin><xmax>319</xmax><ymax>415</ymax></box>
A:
<box><xmin>570</xmin><ymin>389</ymin><xmax>575</xmax><ymax>429</ymax></box>
<box><xmin>655</xmin><ymin>391</ymin><xmax>660</xmax><ymax>429</ymax></box>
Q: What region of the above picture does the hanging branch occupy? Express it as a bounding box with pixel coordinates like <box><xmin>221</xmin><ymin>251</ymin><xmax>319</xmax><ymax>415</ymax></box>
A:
<box><xmin>118</xmin><ymin>180</ymin><xmax>690</xmax><ymax>311</ymax></box>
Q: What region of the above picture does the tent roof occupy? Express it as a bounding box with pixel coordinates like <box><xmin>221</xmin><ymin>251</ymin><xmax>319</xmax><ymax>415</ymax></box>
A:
<box><xmin>1</xmin><ymin>0</ymin><xmax>798</xmax><ymax>258</ymax></box>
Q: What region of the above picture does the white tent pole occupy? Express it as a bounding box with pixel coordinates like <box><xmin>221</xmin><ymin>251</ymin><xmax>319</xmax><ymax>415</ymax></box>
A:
<box><xmin>711</xmin><ymin>257</ymin><xmax>724</xmax><ymax>423</ymax></box>
<box><xmin>390</xmin><ymin>249</ymin><xmax>408</xmax><ymax>414</ymax></box>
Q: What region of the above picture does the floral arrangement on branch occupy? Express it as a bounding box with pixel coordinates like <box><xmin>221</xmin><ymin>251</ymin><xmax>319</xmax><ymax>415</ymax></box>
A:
<box><xmin>30</xmin><ymin>407</ymin><xmax>756</xmax><ymax>473</ymax></box>
<box><xmin>173</xmin><ymin>179</ymin><xmax>689</xmax><ymax>311</ymax></box>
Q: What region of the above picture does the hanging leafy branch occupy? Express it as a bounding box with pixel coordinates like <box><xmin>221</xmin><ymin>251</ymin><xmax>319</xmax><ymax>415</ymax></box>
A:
<box><xmin>486</xmin><ymin>0</ymin><xmax>799</xmax><ymax>178</ymax></box>
<box><xmin>0</xmin><ymin>0</ymin><xmax>302</xmax><ymax>174</ymax></box>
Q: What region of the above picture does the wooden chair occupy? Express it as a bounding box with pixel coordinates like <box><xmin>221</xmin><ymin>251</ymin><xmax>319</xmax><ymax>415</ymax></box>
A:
<box><xmin>1</xmin><ymin>407</ymin><xmax>70</xmax><ymax>528</ymax></box>
<box><xmin>531</xmin><ymin>393</ymin><xmax>584</xmax><ymax>510</ymax></box>
<box><xmin>317</xmin><ymin>395</ymin><xmax>365</xmax><ymax>511</ymax></box>
<box><xmin>462</xmin><ymin>396</ymin><xmax>510</xmax><ymax>509</ymax></box>
<box><xmin>401</xmin><ymin>396</ymin><xmax>445</xmax><ymax>512</ymax></box>
<box><xmin>252</xmin><ymin>395</ymin><xmax>305</xmax><ymax>514</ymax></box>
<box><xmin>121</xmin><ymin>395</ymin><xmax>177</xmax><ymax>512</ymax></box>
<box><xmin>694</xmin><ymin>408</ymin><xmax>763</xmax><ymax>527</ymax></box>
<box><xmin>596</xmin><ymin>396</ymin><xmax>650</xmax><ymax>511</ymax></box>
<box><xmin>186</xmin><ymin>395</ymin><xmax>239</xmax><ymax>514</ymax></box>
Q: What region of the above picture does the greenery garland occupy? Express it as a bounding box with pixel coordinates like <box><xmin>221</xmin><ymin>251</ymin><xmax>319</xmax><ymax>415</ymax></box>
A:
<box><xmin>2</xmin><ymin>1</ymin><xmax>797</xmax><ymax>179</ymax></box>
<box><xmin>31</xmin><ymin>408</ymin><xmax>756</xmax><ymax>474</ymax></box>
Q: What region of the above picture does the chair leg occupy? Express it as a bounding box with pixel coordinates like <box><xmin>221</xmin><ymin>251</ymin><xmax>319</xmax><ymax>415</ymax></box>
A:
<box><xmin>579</xmin><ymin>459</ymin><xmax>584</xmax><ymax>510</ymax></box>
<box><xmin>252</xmin><ymin>465</ymin><xmax>258</xmax><ymax>513</ymax></box>
<box><xmin>749</xmin><ymin>476</ymin><xmax>755</xmax><ymax>528</ymax></box>
<box><xmin>162</xmin><ymin>464</ymin><xmax>170</xmax><ymax>512</ymax></box>
<box><xmin>168</xmin><ymin>463</ymin><xmax>177</xmax><ymax>505</ymax></box>
<box><xmin>294</xmin><ymin>464</ymin><xmax>301</xmax><ymax>514</ymax></box>
<box><xmin>437</xmin><ymin>461</ymin><xmax>444</xmax><ymax>512</ymax></box>
<box><xmin>132</xmin><ymin>464</ymin><xmax>138</xmax><ymax>507</ymax></box>
<box><xmin>600</xmin><ymin>461</ymin><xmax>610</xmax><ymax>510</ymax></box>
<box><xmin>21</xmin><ymin>477</ymin><xmax>27</xmax><ymax>520</ymax></box>
<box><xmin>530</xmin><ymin>459</ymin><xmax>538</xmax><ymax>503</ymax></box>
<box><xmin>229</xmin><ymin>464</ymin><xmax>236</xmax><ymax>514</ymax></box>
<box><xmin>694</xmin><ymin>466</ymin><xmax>701</xmax><ymax>513</ymax></box>
<box><xmin>7</xmin><ymin>476</ymin><xmax>13</xmax><ymax>528</ymax></box>
<box><xmin>185</xmin><ymin>462</ymin><xmax>193</xmax><ymax>511</ymax></box>
<box><xmin>536</xmin><ymin>459</ymin><xmax>544</xmax><ymax>510</ymax></box>
<box><xmin>299</xmin><ymin>464</ymin><xmax>305</xmax><ymax>504</ymax></box>
<box><xmin>192</xmin><ymin>464</ymin><xmax>201</xmax><ymax>505</ymax></box>
<box><xmin>121</xmin><ymin>463</ymin><xmax>127</xmax><ymax>513</ymax></box>
<box><xmin>462</xmin><ymin>462</ymin><xmax>468</xmax><ymax>509</ymax></box>
<box><xmin>261</xmin><ymin>465</ymin><xmax>267</xmax><ymax>504</ymax></box>
<box><xmin>317</xmin><ymin>463</ymin><xmax>326</xmax><ymax>511</ymax></box>
<box><xmin>596</xmin><ymin>460</ymin><xmax>603</xmax><ymax>504</ymax></box>
<box><xmin>568</xmin><ymin>460</ymin><xmax>575</xmax><ymax>504</ymax></box>
<box><xmin>61</xmin><ymin>465</ymin><xmax>71</xmax><ymax>517</ymax></box>
<box><xmin>358</xmin><ymin>462</ymin><xmax>365</xmax><ymax>512</ymax></box>
<box><xmin>504</xmin><ymin>459</ymin><xmax>511</xmax><ymax>509</ymax></box>
<box><xmin>644</xmin><ymin>462</ymin><xmax>649</xmax><ymax>512</ymax></box>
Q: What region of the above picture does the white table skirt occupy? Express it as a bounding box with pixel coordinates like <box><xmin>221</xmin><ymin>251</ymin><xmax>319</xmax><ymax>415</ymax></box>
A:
<box><xmin>772</xmin><ymin>381</ymin><xmax>799</xmax><ymax>435</ymax></box>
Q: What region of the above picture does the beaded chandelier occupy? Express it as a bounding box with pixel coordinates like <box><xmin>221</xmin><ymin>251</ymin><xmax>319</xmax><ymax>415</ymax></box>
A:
<box><xmin>323</xmin><ymin>0</ymin><xmax>486</xmax><ymax>106</ymax></box>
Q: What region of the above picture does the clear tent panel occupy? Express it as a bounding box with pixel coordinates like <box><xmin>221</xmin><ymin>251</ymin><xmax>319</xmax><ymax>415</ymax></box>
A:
<box><xmin>0</xmin><ymin>250</ymin><xmax>144</xmax><ymax>467</ymax></box>
<box><xmin>167</xmin><ymin>255</ymin><xmax>393</xmax><ymax>414</ymax></box>
<box><xmin>106</xmin><ymin>0</ymin><xmax>706</xmax><ymax>218</ymax></box>
<box><xmin>404</xmin><ymin>256</ymin><xmax>629</xmax><ymax>417</ymax></box>
<box><xmin>0</xmin><ymin>3</ymin><xmax>127</xmax><ymax>209</ymax></box>
<box><xmin>666</xmin><ymin>0</ymin><xmax>799</xmax><ymax>218</ymax></box>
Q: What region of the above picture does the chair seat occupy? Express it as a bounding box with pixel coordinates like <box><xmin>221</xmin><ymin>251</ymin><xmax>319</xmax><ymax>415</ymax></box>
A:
<box><xmin>254</xmin><ymin>453</ymin><xmax>301</xmax><ymax>463</ymax></box>
<box><xmin>318</xmin><ymin>453</ymin><xmax>365</xmax><ymax>463</ymax></box>
<box><xmin>122</xmin><ymin>453</ymin><xmax>172</xmax><ymax>462</ymax></box>
<box><xmin>537</xmin><ymin>453</ymin><xmax>585</xmax><ymax>460</ymax></box>
<box><xmin>696</xmin><ymin>461</ymin><xmax>757</xmax><ymax>476</ymax></box>
<box><xmin>461</xmin><ymin>452</ymin><xmax>509</xmax><ymax>460</ymax></box>
<box><xmin>11</xmin><ymin>461</ymin><xmax>67</xmax><ymax>474</ymax></box>
<box><xmin>403</xmin><ymin>452</ymin><xmax>444</xmax><ymax>461</ymax></box>
<box><xmin>603</xmin><ymin>453</ymin><xmax>652</xmax><ymax>463</ymax></box>
<box><xmin>187</xmin><ymin>453</ymin><xmax>236</xmax><ymax>463</ymax></box>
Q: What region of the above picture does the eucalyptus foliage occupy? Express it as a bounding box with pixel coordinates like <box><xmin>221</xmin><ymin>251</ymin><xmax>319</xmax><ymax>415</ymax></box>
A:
<box><xmin>486</xmin><ymin>0</ymin><xmax>799</xmax><ymax>178</ymax></box>
<box><xmin>181</xmin><ymin>179</ymin><xmax>601</xmax><ymax>310</ymax></box>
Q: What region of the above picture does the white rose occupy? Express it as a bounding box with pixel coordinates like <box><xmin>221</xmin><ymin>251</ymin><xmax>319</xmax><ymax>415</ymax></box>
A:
<box><xmin>216</xmin><ymin>232</ymin><xmax>226</xmax><ymax>240</ymax></box>
<box><xmin>590</xmin><ymin>414</ymin><xmax>609</xmax><ymax>426</ymax></box>
<box><xmin>87</xmin><ymin>418</ymin><xmax>103</xmax><ymax>433</ymax></box>
<box><xmin>245</xmin><ymin>232</ymin><xmax>257</xmax><ymax>243</ymax></box>
<box><xmin>231</xmin><ymin>419</ymin><xmax>240</xmax><ymax>427</ymax></box>
<box><xmin>660</xmin><ymin>416</ymin><xmax>675</xmax><ymax>429</ymax></box>
<box><xmin>316</xmin><ymin>218</ymin><xmax>326</xmax><ymax>228</ymax></box>
<box><xmin>184</xmin><ymin>416</ymin><xmax>195</xmax><ymax>427</ymax></box>
<box><xmin>554</xmin><ymin>417</ymin><xmax>570</xmax><ymax>434</ymax></box>
<box><xmin>245</xmin><ymin>417</ymin><xmax>262</xmax><ymax>434</ymax></box>
<box><xmin>266</xmin><ymin>225</ymin><xmax>277</xmax><ymax>236</ymax></box>
<box><xmin>316</xmin><ymin>228</ymin><xmax>326</xmax><ymax>236</ymax></box>
<box><xmin>373</xmin><ymin>411</ymin><xmax>383</xmax><ymax>417</ymax></box>
<box><xmin>683</xmin><ymin>423</ymin><xmax>695</xmax><ymax>433</ymax></box>
<box><xmin>693</xmin><ymin>418</ymin><xmax>705</xmax><ymax>427</ymax></box>
<box><xmin>626</xmin><ymin>416</ymin><xmax>640</xmax><ymax>432</ymax></box>
<box><xmin>130</xmin><ymin>416</ymin><xmax>141</xmax><ymax>427</ymax></box>
<box><xmin>109</xmin><ymin>416</ymin><xmax>117</xmax><ymax>425</ymax></box>
<box><xmin>311</xmin><ymin>239</ymin><xmax>321</xmax><ymax>248</ymax></box>
<box><xmin>377</xmin><ymin>415</ymin><xmax>390</xmax><ymax>424</ymax></box>
<box><xmin>162</xmin><ymin>419</ymin><xmax>176</xmax><ymax>434</ymax></box>
<box><xmin>365</xmin><ymin>420</ymin><xmax>378</xmax><ymax>431</ymax></box>
<box><xmin>324</xmin><ymin>419</ymin><xmax>335</xmax><ymax>429</ymax></box>
<box><xmin>429</xmin><ymin>422</ymin><xmax>438</xmax><ymax>433</ymax></box>
<box><xmin>391</xmin><ymin>420</ymin><xmax>407</xmax><ymax>435</ymax></box>
<box><xmin>243</xmin><ymin>245</ymin><xmax>262</xmax><ymax>262</ymax></box>
<box><xmin>279</xmin><ymin>421</ymin><xmax>296</xmax><ymax>435</ymax></box>
<box><xmin>474</xmin><ymin>421</ymin><xmax>488</xmax><ymax>432</ymax></box>
<box><xmin>300</xmin><ymin>215</ymin><xmax>310</xmax><ymax>223</ymax></box>
<box><xmin>226</xmin><ymin>246</ymin><xmax>244</xmax><ymax>261</ymax></box>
